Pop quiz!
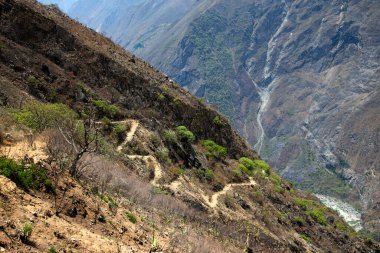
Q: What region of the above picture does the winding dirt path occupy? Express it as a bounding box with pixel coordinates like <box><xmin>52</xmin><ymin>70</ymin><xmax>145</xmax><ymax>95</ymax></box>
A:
<box><xmin>115</xmin><ymin>118</ymin><xmax>257</xmax><ymax>209</ymax></box>
<box><xmin>201</xmin><ymin>177</ymin><xmax>257</xmax><ymax>208</ymax></box>
<box><xmin>126</xmin><ymin>155</ymin><xmax>162</xmax><ymax>187</ymax></box>
<box><xmin>116</xmin><ymin>120</ymin><xmax>139</xmax><ymax>152</ymax></box>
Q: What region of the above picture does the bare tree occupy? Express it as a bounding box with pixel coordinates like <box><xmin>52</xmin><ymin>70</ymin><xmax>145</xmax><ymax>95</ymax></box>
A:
<box><xmin>58</xmin><ymin>109</ymin><xmax>100</xmax><ymax>178</ymax></box>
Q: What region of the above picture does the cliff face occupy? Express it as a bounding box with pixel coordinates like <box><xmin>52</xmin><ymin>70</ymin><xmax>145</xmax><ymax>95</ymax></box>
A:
<box><xmin>46</xmin><ymin>0</ymin><xmax>380</xmax><ymax>237</ymax></box>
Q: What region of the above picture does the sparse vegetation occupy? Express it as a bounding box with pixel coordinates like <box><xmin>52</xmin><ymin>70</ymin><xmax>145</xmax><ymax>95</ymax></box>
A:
<box><xmin>294</xmin><ymin>197</ymin><xmax>314</xmax><ymax>210</ymax></box>
<box><xmin>269</xmin><ymin>174</ymin><xmax>281</xmax><ymax>186</ymax></box>
<box><xmin>200</xmin><ymin>168</ymin><xmax>214</xmax><ymax>181</ymax></box>
<box><xmin>293</xmin><ymin>197</ymin><xmax>327</xmax><ymax>225</ymax></box>
<box><xmin>98</xmin><ymin>193</ymin><xmax>118</xmax><ymax>209</ymax></box>
<box><xmin>163</xmin><ymin>129</ymin><xmax>178</xmax><ymax>143</ymax></box>
<box><xmin>202</xmin><ymin>140</ymin><xmax>227</xmax><ymax>160</ymax></box>
<box><xmin>19</xmin><ymin>222</ymin><xmax>33</xmax><ymax>242</ymax></box>
<box><xmin>48</xmin><ymin>245</ymin><xmax>58</xmax><ymax>253</ymax></box>
<box><xmin>292</xmin><ymin>216</ymin><xmax>305</xmax><ymax>226</ymax></box>
<box><xmin>155</xmin><ymin>147</ymin><xmax>172</xmax><ymax>166</ymax></box>
<box><xmin>213</xmin><ymin>116</ymin><xmax>223</xmax><ymax>126</ymax></box>
<box><xmin>300</xmin><ymin>234</ymin><xmax>312</xmax><ymax>244</ymax></box>
<box><xmin>149</xmin><ymin>133</ymin><xmax>161</xmax><ymax>147</ymax></box>
<box><xmin>125</xmin><ymin>212</ymin><xmax>137</xmax><ymax>224</ymax></box>
<box><xmin>176</xmin><ymin>126</ymin><xmax>195</xmax><ymax>143</ymax></box>
<box><xmin>171</xmin><ymin>167</ymin><xmax>185</xmax><ymax>177</ymax></box>
<box><xmin>157</xmin><ymin>93</ymin><xmax>165</xmax><ymax>101</ymax></box>
<box><xmin>113</xmin><ymin>123</ymin><xmax>126</xmax><ymax>142</ymax></box>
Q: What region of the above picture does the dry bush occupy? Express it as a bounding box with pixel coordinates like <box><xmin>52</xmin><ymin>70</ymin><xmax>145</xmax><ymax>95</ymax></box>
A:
<box><xmin>80</xmin><ymin>155</ymin><xmax>257</xmax><ymax>249</ymax></box>
<box><xmin>44</xmin><ymin>129</ymin><xmax>73</xmax><ymax>168</ymax></box>
<box><xmin>169</xmin><ymin>229</ymin><xmax>242</xmax><ymax>253</ymax></box>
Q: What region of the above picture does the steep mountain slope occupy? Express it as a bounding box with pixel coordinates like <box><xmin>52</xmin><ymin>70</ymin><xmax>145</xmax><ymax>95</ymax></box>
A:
<box><xmin>42</xmin><ymin>0</ymin><xmax>380</xmax><ymax>238</ymax></box>
<box><xmin>1</xmin><ymin>0</ymin><xmax>379</xmax><ymax>252</ymax></box>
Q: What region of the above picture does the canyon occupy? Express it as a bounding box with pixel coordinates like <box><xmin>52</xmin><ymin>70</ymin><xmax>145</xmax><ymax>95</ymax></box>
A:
<box><xmin>39</xmin><ymin>0</ymin><xmax>380</xmax><ymax>239</ymax></box>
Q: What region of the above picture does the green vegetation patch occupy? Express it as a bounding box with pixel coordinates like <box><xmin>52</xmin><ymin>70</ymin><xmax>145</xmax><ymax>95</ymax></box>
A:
<box><xmin>20</xmin><ymin>222</ymin><xmax>33</xmax><ymax>242</ymax></box>
<box><xmin>198</xmin><ymin>168</ymin><xmax>214</xmax><ymax>181</ymax></box>
<box><xmin>306</xmin><ymin>208</ymin><xmax>327</xmax><ymax>225</ymax></box>
<box><xmin>92</xmin><ymin>99</ymin><xmax>120</xmax><ymax>119</ymax></box>
<box><xmin>300</xmin><ymin>234</ymin><xmax>312</xmax><ymax>244</ymax></box>
<box><xmin>239</xmin><ymin>157</ymin><xmax>270</xmax><ymax>176</ymax></box>
<box><xmin>163</xmin><ymin>129</ymin><xmax>178</xmax><ymax>143</ymax></box>
<box><xmin>0</xmin><ymin>157</ymin><xmax>55</xmax><ymax>192</ymax></box>
<box><xmin>213</xmin><ymin>116</ymin><xmax>223</xmax><ymax>126</ymax></box>
<box><xmin>292</xmin><ymin>216</ymin><xmax>305</xmax><ymax>226</ymax></box>
<box><xmin>125</xmin><ymin>212</ymin><xmax>137</xmax><ymax>224</ymax></box>
<box><xmin>175</xmin><ymin>126</ymin><xmax>195</xmax><ymax>143</ymax></box>
<box><xmin>269</xmin><ymin>174</ymin><xmax>282</xmax><ymax>186</ymax></box>
<box><xmin>98</xmin><ymin>193</ymin><xmax>118</xmax><ymax>209</ymax></box>
<box><xmin>293</xmin><ymin>197</ymin><xmax>328</xmax><ymax>226</ymax></box>
<box><xmin>294</xmin><ymin>197</ymin><xmax>314</xmax><ymax>209</ymax></box>
<box><xmin>202</xmin><ymin>140</ymin><xmax>227</xmax><ymax>160</ymax></box>
<box><xmin>11</xmin><ymin>102</ymin><xmax>77</xmax><ymax>132</ymax></box>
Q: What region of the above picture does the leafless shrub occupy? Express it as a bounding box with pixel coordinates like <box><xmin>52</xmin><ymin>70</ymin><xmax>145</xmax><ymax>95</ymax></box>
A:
<box><xmin>169</xmin><ymin>228</ymin><xmax>242</xmax><ymax>253</ymax></box>
<box><xmin>79</xmin><ymin>155</ymin><xmax>258</xmax><ymax>250</ymax></box>
<box><xmin>44</xmin><ymin>129</ymin><xmax>73</xmax><ymax>174</ymax></box>
<box><xmin>58</xmin><ymin>112</ymin><xmax>100</xmax><ymax>178</ymax></box>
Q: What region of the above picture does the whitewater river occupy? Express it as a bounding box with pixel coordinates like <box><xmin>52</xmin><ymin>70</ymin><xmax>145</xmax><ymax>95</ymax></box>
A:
<box><xmin>315</xmin><ymin>194</ymin><xmax>363</xmax><ymax>231</ymax></box>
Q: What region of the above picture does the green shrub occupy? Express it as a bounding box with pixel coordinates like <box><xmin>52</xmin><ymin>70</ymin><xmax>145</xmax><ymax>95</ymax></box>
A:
<box><xmin>12</xmin><ymin>102</ymin><xmax>77</xmax><ymax>132</ymax></box>
<box><xmin>20</xmin><ymin>222</ymin><xmax>33</xmax><ymax>241</ymax></box>
<box><xmin>113</xmin><ymin>123</ymin><xmax>126</xmax><ymax>142</ymax></box>
<box><xmin>175</xmin><ymin>126</ymin><xmax>195</xmax><ymax>143</ymax></box>
<box><xmin>239</xmin><ymin>157</ymin><xmax>270</xmax><ymax>175</ymax></box>
<box><xmin>300</xmin><ymin>234</ymin><xmax>312</xmax><ymax>244</ymax></box>
<box><xmin>197</xmin><ymin>167</ymin><xmax>214</xmax><ymax>181</ymax></box>
<box><xmin>306</xmin><ymin>208</ymin><xmax>327</xmax><ymax>225</ymax></box>
<box><xmin>172</xmin><ymin>167</ymin><xmax>185</xmax><ymax>176</ymax></box>
<box><xmin>92</xmin><ymin>100</ymin><xmax>120</xmax><ymax>119</ymax></box>
<box><xmin>239</xmin><ymin>157</ymin><xmax>270</xmax><ymax>176</ymax></box>
<box><xmin>336</xmin><ymin>221</ymin><xmax>359</xmax><ymax>237</ymax></box>
<box><xmin>155</xmin><ymin>147</ymin><xmax>172</xmax><ymax>166</ymax></box>
<box><xmin>213</xmin><ymin>116</ymin><xmax>223</xmax><ymax>126</ymax></box>
<box><xmin>292</xmin><ymin>216</ymin><xmax>305</xmax><ymax>226</ymax></box>
<box><xmin>239</xmin><ymin>157</ymin><xmax>255</xmax><ymax>173</ymax></box>
<box><xmin>98</xmin><ymin>193</ymin><xmax>118</xmax><ymax>209</ymax></box>
<box><xmin>27</xmin><ymin>75</ymin><xmax>37</xmax><ymax>85</ymax></box>
<box><xmin>149</xmin><ymin>133</ymin><xmax>161</xmax><ymax>147</ymax></box>
<box><xmin>48</xmin><ymin>245</ymin><xmax>58</xmax><ymax>253</ymax></box>
<box><xmin>269</xmin><ymin>174</ymin><xmax>282</xmax><ymax>186</ymax></box>
<box><xmin>163</xmin><ymin>129</ymin><xmax>178</xmax><ymax>143</ymax></box>
<box><xmin>171</xmin><ymin>98</ymin><xmax>181</xmax><ymax>107</ymax></box>
<box><xmin>205</xmin><ymin>168</ymin><xmax>214</xmax><ymax>180</ymax></box>
<box><xmin>254</xmin><ymin>160</ymin><xmax>270</xmax><ymax>175</ymax></box>
<box><xmin>232</xmin><ymin>168</ymin><xmax>242</xmax><ymax>176</ymax></box>
<box><xmin>0</xmin><ymin>158</ymin><xmax>54</xmax><ymax>192</ymax></box>
<box><xmin>202</xmin><ymin>140</ymin><xmax>227</xmax><ymax>160</ymax></box>
<box><xmin>274</xmin><ymin>185</ymin><xmax>284</xmax><ymax>193</ymax></box>
<box><xmin>294</xmin><ymin>197</ymin><xmax>314</xmax><ymax>210</ymax></box>
<box><xmin>98</xmin><ymin>214</ymin><xmax>106</xmax><ymax>223</ymax></box>
<box><xmin>125</xmin><ymin>212</ymin><xmax>137</xmax><ymax>224</ymax></box>
<box><xmin>157</xmin><ymin>93</ymin><xmax>165</xmax><ymax>101</ymax></box>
